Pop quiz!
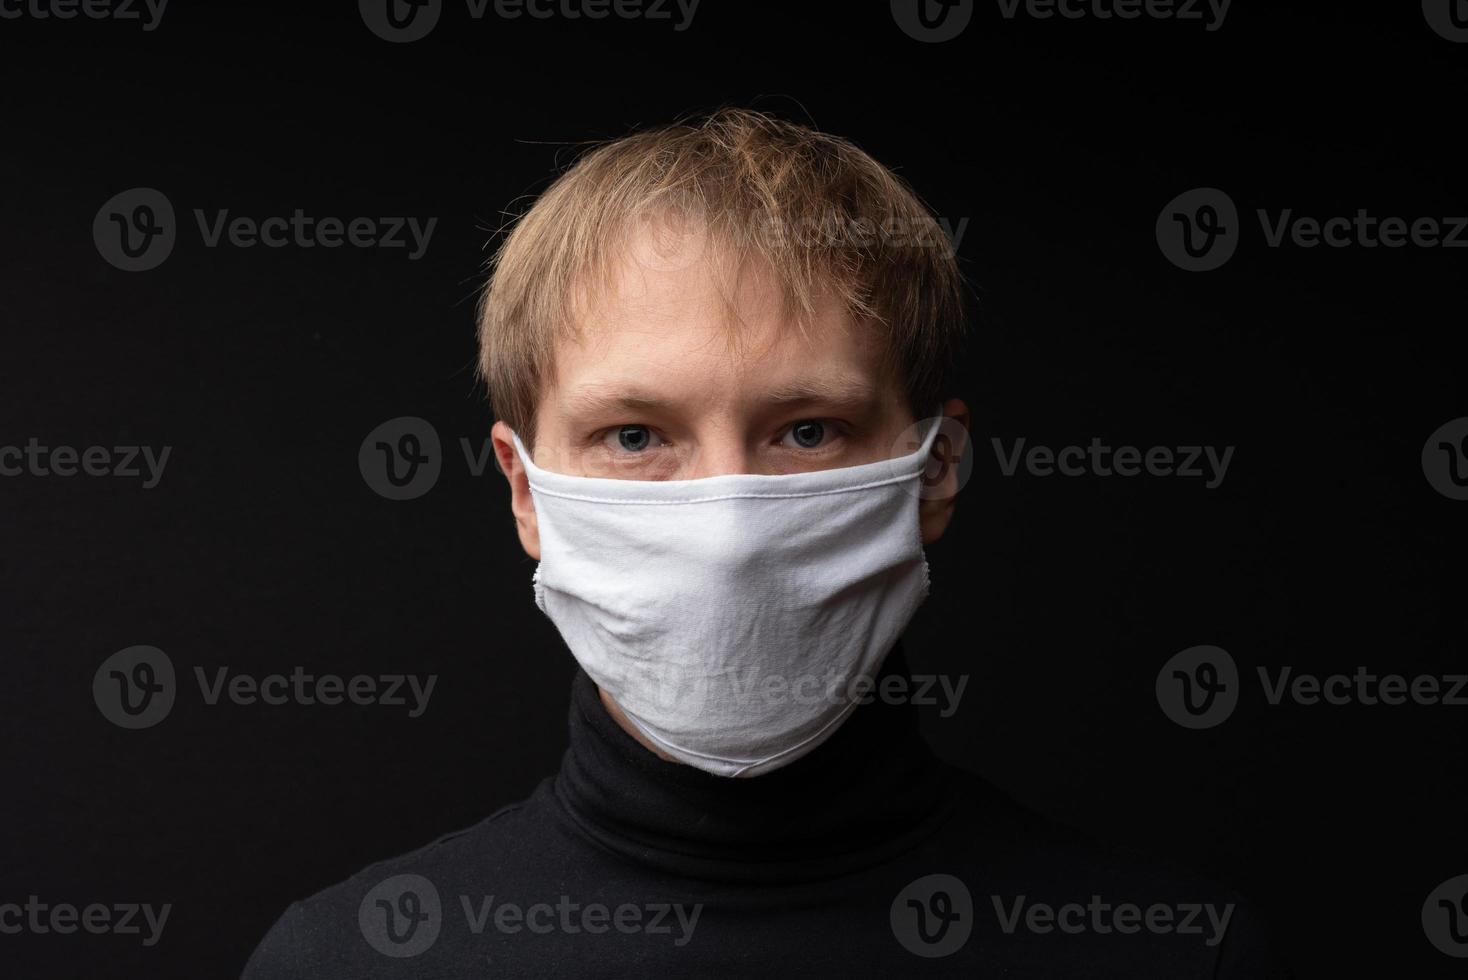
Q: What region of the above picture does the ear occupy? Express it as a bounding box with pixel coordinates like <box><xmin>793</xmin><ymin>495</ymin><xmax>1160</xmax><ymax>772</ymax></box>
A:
<box><xmin>918</xmin><ymin>398</ymin><xmax>970</xmax><ymax>546</ymax></box>
<box><xmin>492</xmin><ymin>420</ymin><xmax>540</xmax><ymax>561</ymax></box>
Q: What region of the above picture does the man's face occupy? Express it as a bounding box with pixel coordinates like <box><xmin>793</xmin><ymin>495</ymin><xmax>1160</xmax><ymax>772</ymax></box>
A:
<box><xmin>492</xmin><ymin>226</ymin><xmax>965</xmax><ymax>557</ymax></box>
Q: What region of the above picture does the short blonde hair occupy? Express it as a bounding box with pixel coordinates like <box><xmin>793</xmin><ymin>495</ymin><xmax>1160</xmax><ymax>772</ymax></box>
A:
<box><xmin>477</xmin><ymin>108</ymin><xmax>966</xmax><ymax>444</ymax></box>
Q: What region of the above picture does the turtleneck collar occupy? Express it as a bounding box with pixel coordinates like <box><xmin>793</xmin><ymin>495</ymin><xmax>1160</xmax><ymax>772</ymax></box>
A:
<box><xmin>550</xmin><ymin>643</ymin><xmax>956</xmax><ymax>883</ymax></box>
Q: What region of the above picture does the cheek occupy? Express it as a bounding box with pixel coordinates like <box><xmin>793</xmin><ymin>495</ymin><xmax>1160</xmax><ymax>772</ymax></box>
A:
<box><xmin>918</xmin><ymin>497</ymin><xmax>955</xmax><ymax>546</ymax></box>
<box><xmin>518</xmin><ymin>514</ymin><xmax>541</xmax><ymax>561</ymax></box>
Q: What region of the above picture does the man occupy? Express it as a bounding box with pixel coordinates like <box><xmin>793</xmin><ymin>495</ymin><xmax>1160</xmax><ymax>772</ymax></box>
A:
<box><xmin>243</xmin><ymin>108</ymin><xmax>1283</xmax><ymax>977</ymax></box>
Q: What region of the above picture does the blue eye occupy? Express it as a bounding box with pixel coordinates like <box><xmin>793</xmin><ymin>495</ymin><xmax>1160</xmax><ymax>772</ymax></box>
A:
<box><xmin>617</xmin><ymin>426</ymin><xmax>653</xmax><ymax>452</ymax></box>
<box><xmin>788</xmin><ymin>420</ymin><xmax>825</xmax><ymax>448</ymax></box>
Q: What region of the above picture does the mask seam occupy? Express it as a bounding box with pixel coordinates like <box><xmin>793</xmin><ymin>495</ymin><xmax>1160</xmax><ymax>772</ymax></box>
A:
<box><xmin>524</xmin><ymin>471</ymin><xmax>919</xmax><ymax>506</ymax></box>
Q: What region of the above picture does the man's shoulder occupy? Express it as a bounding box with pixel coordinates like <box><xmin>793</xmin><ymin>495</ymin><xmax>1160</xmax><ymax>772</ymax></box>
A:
<box><xmin>933</xmin><ymin>766</ymin><xmax>1288</xmax><ymax>977</ymax></box>
<box><xmin>317</xmin><ymin>798</ymin><xmax>531</xmax><ymax>895</ymax></box>
<box><xmin>942</xmin><ymin>765</ymin><xmax>1243</xmax><ymax>895</ymax></box>
<box><xmin>241</xmin><ymin>790</ymin><xmax>549</xmax><ymax>979</ymax></box>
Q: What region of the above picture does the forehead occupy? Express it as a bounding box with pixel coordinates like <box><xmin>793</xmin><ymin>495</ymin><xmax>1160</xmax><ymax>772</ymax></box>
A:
<box><xmin>550</xmin><ymin>228</ymin><xmax>894</xmax><ymax>407</ymax></box>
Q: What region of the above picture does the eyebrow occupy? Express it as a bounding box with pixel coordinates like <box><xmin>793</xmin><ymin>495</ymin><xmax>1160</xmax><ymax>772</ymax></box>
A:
<box><xmin>559</xmin><ymin>376</ymin><xmax>879</xmax><ymax>418</ymax></box>
<box><xmin>560</xmin><ymin>385</ymin><xmax>675</xmax><ymax>418</ymax></box>
<box><xmin>760</xmin><ymin>377</ymin><xmax>879</xmax><ymax>407</ymax></box>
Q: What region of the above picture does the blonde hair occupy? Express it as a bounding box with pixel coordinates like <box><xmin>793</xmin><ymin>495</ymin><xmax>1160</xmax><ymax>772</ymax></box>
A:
<box><xmin>477</xmin><ymin>108</ymin><xmax>966</xmax><ymax>445</ymax></box>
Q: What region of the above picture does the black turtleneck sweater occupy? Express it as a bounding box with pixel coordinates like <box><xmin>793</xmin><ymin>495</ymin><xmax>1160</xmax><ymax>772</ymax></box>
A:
<box><xmin>242</xmin><ymin>647</ymin><xmax>1286</xmax><ymax>978</ymax></box>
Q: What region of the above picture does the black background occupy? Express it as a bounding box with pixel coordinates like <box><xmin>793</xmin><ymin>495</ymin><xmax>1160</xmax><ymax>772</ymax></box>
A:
<box><xmin>2</xmin><ymin>1</ymin><xmax>1465</xmax><ymax>976</ymax></box>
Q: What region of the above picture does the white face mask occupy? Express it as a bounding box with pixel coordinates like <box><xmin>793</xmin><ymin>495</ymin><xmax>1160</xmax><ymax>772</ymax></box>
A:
<box><xmin>510</xmin><ymin>415</ymin><xmax>941</xmax><ymax>778</ymax></box>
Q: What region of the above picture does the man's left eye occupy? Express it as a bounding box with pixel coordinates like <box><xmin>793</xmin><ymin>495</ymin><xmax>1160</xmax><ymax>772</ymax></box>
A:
<box><xmin>782</xmin><ymin>420</ymin><xmax>828</xmax><ymax>449</ymax></box>
<box><xmin>610</xmin><ymin>425</ymin><xmax>659</xmax><ymax>452</ymax></box>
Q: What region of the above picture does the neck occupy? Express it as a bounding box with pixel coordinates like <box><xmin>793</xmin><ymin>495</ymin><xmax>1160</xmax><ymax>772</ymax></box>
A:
<box><xmin>551</xmin><ymin>642</ymin><xmax>957</xmax><ymax>882</ymax></box>
<box><xmin>597</xmin><ymin>686</ymin><xmax>679</xmax><ymax>763</ymax></box>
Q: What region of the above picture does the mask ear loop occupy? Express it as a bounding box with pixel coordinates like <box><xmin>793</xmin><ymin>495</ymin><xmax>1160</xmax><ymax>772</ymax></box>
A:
<box><xmin>509</xmin><ymin>428</ymin><xmax>564</xmax><ymax>486</ymax></box>
<box><xmin>507</xmin><ymin>429</ymin><xmax>533</xmax><ymax>473</ymax></box>
<box><xmin>885</xmin><ymin>409</ymin><xmax>946</xmax><ymax>483</ymax></box>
